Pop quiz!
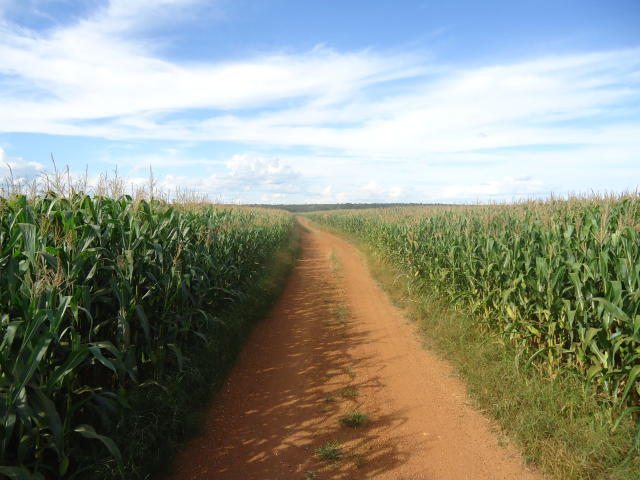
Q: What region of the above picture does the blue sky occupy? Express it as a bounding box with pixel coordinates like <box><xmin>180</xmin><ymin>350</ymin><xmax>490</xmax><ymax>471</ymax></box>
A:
<box><xmin>1</xmin><ymin>0</ymin><xmax>639</xmax><ymax>203</ymax></box>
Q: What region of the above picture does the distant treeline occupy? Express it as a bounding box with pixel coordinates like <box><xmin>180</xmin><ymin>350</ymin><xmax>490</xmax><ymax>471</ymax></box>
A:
<box><xmin>250</xmin><ymin>203</ymin><xmax>450</xmax><ymax>213</ymax></box>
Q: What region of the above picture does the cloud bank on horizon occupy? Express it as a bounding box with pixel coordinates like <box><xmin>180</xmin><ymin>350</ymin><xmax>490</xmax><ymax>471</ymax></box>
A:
<box><xmin>0</xmin><ymin>0</ymin><xmax>639</xmax><ymax>203</ymax></box>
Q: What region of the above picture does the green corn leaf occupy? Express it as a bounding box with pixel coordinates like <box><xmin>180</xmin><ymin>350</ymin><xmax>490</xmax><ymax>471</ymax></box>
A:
<box><xmin>167</xmin><ymin>343</ymin><xmax>184</xmax><ymax>371</ymax></box>
<box><xmin>620</xmin><ymin>365</ymin><xmax>640</xmax><ymax>403</ymax></box>
<box><xmin>134</xmin><ymin>305</ymin><xmax>151</xmax><ymax>344</ymax></box>
<box><xmin>17</xmin><ymin>223</ymin><xmax>37</xmax><ymax>266</ymax></box>
<box><xmin>12</xmin><ymin>335</ymin><xmax>52</xmax><ymax>402</ymax></box>
<box><xmin>88</xmin><ymin>345</ymin><xmax>117</xmax><ymax>374</ymax></box>
<box><xmin>29</xmin><ymin>386</ymin><xmax>64</xmax><ymax>458</ymax></box>
<box><xmin>47</xmin><ymin>347</ymin><xmax>89</xmax><ymax>389</ymax></box>
<box><xmin>587</xmin><ymin>364</ymin><xmax>602</xmax><ymax>383</ymax></box>
<box><xmin>73</xmin><ymin>424</ymin><xmax>122</xmax><ymax>469</ymax></box>
<box><xmin>1</xmin><ymin>319</ymin><xmax>23</xmax><ymax>351</ymax></box>
<box><xmin>0</xmin><ymin>466</ymin><xmax>44</xmax><ymax>480</ymax></box>
<box><xmin>594</xmin><ymin>297</ymin><xmax>631</xmax><ymax>323</ymax></box>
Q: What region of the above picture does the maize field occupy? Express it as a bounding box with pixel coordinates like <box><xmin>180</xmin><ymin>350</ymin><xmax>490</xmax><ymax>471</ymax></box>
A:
<box><xmin>0</xmin><ymin>193</ymin><xmax>293</xmax><ymax>478</ymax></box>
<box><xmin>308</xmin><ymin>197</ymin><xmax>640</xmax><ymax>444</ymax></box>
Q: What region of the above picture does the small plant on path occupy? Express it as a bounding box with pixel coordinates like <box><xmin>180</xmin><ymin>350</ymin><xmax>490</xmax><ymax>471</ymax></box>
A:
<box><xmin>353</xmin><ymin>455</ymin><xmax>367</xmax><ymax>469</ymax></box>
<box><xmin>340</xmin><ymin>387</ymin><xmax>359</xmax><ymax>398</ymax></box>
<box><xmin>329</xmin><ymin>249</ymin><xmax>341</xmax><ymax>272</ymax></box>
<box><xmin>334</xmin><ymin>305</ymin><xmax>350</xmax><ymax>324</ymax></box>
<box><xmin>339</xmin><ymin>412</ymin><xmax>369</xmax><ymax>428</ymax></box>
<box><xmin>315</xmin><ymin>441</ymin><xmax>343</xmax><ymax>461</ymax></box>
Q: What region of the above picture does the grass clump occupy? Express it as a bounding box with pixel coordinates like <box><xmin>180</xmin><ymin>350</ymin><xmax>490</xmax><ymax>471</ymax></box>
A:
<box><xmin>315</xmin><ymin>441</ymin><xmax>343</xmax><ymax>461</ymax></box>
<box><xmin>339</xmin><ymin>412</ymin><xmax>369</xmax><ymax>428</ymax></box>
<box><xmin>340</xmin><ymin>387</ymin><xmax>359</xmax><ymax>398</ymax></box>
<box><xmin>334</xmin><ymin>305</ymin><xmax>350</xmax><ymax>324</ymax></box>
<box><xmin>328</xmin><ymin>248</ymin><xmax>341</xmax><ymax>272</ymax></box>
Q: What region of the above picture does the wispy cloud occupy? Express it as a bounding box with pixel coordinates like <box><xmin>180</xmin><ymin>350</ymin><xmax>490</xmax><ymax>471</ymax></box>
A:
<box><xmin>0</xmin><ymin>0</ymin><xmax>424</xmax><ymax>134</ymax></box>
<box><xmin>1</xmin><ymin>0</ymin><xmax>639</xmax><ymax>202</ymax></box>
<box><xmin>436</xmin><ymin>176</ymin><xmax>545</xmax><ymax>201</ymax></box>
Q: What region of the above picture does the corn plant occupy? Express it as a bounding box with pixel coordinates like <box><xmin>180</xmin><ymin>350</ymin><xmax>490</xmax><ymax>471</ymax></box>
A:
<box><xmin>309</xmin><ymin>196</ymin><xmax>640</xmax><ymax>448</ymax></box>
<box><xmin>0</xmin><ymin>193</ymin><xmax>293</xmax><ymax>477</ymax></box>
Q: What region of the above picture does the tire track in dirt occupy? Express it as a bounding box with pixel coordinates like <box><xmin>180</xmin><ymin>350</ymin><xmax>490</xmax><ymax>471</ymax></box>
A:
<box><xmin>167</xmin><ymin>218</ymin><xmax>544</xmax><ymax>480</ymax></box>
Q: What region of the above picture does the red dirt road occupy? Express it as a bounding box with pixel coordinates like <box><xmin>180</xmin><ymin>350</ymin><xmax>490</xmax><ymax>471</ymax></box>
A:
<box><xmin>167</xmin><ymin>219</ymin><xmax>543</xmax><ymax>480</ymax></box>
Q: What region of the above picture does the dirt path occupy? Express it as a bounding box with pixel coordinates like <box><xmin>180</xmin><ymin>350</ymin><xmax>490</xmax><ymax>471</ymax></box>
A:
<box><xmin>168</xmin><ymin>219</ymin><xmax>543</xmax><ymax>480</ymax></box>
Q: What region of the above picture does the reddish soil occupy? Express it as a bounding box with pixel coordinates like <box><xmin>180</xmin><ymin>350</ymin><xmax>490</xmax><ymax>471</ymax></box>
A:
<box><xmin>167</xmin><ymin>219</ymin><xmax>544</xmax><ymax>480</ymax></box>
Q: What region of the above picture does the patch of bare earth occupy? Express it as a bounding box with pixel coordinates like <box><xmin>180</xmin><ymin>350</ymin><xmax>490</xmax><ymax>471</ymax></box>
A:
<box><xmin>167</xmin><ymin>219</ymin><xmax>544</xmax><ymax>480</ymax></box>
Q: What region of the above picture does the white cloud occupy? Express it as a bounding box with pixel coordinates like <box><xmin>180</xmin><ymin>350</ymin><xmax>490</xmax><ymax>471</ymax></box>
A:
<box><xmin>0</xmin><ymin>153</ymin><xmax>303</xmax><ymax>202</ymax></box>
<box><xmin>126</xmin><ymin>154</ymin><xmax>306</xmax><ymax>202</ymax></box>
<box><xmin>0</xmin><ymin>0</ymin><xmax>422</xmax><ymax>132</ymax></box>
<box><xmin>357</xmin><ymin>180</ymin><xmax>407</xmax><ymax>201</ymax></box>
<box><xmin>7</xmin><ymin>44</ymin><xmax>631</xmax><ymax>166</ymax></box>
<box><xmin>436</xmin><ymin>176</ymin><xmax>546</xmax><ymax>201</ymax></box>
<box><xmin>225</xmin><ymin>154</ymin><xmax>299</xmax><ymax>185</ymax></box>
<box><xmin>314</xmin><ymin>185</ymin><xmax>348</xmax><ymax>204</ymax></box>
<box><xmin>98</xmin><ymin>150</ymin><xmax>225</xmax><ymax>174</ymax></box>
<box><xmin>1</xmin><ymin>2</ymin><xmax>638</xmax><ymax>156</ymax></box>
<box><xmin>0</xmin><ymin>1</ymin><xmax>639</xmax><ymax>203</ymax></box>
<box><xmin>0</xmin><ymin>147</ymin><xmax>46</xmax><ymax>186</ymax></box>
<box><xmin>91</xmin><ymin>0</ymin><xmax>211</xmax><ymax>34</ymax></box>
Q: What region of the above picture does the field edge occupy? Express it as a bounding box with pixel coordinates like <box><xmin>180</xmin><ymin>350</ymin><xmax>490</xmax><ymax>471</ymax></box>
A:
<box><xmin>305</xmin><ymin>218</ymin><xmax>640</xmax><ymax>480</ymax></box>
<box><xmin>91</xmin><ymin>223</ymin><xmax>303</xmax><ymax>480</ymax></box>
